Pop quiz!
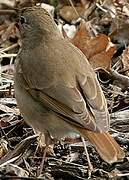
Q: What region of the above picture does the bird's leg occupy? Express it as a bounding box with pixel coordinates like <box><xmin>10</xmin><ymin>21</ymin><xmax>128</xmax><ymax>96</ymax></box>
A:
<box><xmin>81</xmin><ymin>136</ymin><xmax>93</xmax><ymax>178</ymax></box>
<box><xmin>38</xmin><ymin>131</ymin><xmax>53</xmax><ymax>177</ymax></box>
<box><xmin>38</xmin><ymin>143</ymin><xmax>48</xmax><ymax>176</ymax></box>
<box><xmin>34</xmin><ymin>132</ymin><xmax>46</xmax><ymax>158</ymax></box>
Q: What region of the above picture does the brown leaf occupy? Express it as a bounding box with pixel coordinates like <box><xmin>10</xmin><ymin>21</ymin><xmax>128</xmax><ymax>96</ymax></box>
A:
<box><xmin>59</xmin><ymin>6</ymin><xmax>85</xmax><ymax>23</ymax></box>
<box><xmin>89</xmin><ymin>46</ymin><xmax>116</xmax><ymax>69</ymax></box>
<box><xmin>71</xmin><ymin>20</ymin><xmax>91</xmax><ymax>56</ymax></box>
<box><xmin>0</xmin><ymin>119</ymin><xmax>10</xmax><ymax>128</ymax></box>
<box><xmin>71</xmin><ymin>21</ymin><xmax>116</xmax><ymax>69</ymax></box>
<box><xmin>72</xmin><ymin>28</ymin><xmax>109</xmax><ymax>58</ymax></box>
<box><xmin>86</xmin><ymin>34</ymin><xmax>111</xmax><ymax>59</ymax></box>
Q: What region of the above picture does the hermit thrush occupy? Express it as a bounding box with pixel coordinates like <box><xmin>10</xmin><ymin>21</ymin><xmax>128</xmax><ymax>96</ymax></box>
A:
<box><xmin>14</xmin><ymin>7</ymin><xmax>124</xmax><ymax>163</ymax></box>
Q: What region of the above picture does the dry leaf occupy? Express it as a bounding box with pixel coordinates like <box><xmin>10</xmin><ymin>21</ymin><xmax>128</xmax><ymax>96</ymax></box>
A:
<box><xmin>71</xmin><ymin>22</ymin><xmax>109</xmax><ymax>58</ymax></box>
<box><xmin>59</xmin><ymin>6</ymin><xmax>85</xmax><ymax>23</ymax></box>
<box><xmin>71</xmin><ymin>21</ymin><xmax>116</xmax><ymax>69</ymax></box>
<box><xmin>89</xmin><ymin>46</ymin><xmax>116</xmax><ymax>69</ymax></box>
<box><xmin>85</xmin><ymin>34</ymin><xmax>110</xmax><ymax>59</ymax></box>
<box><xmin>71</xmin><ymin>20</ymin><xmax>91</xmax><ymax>56</ymax></box>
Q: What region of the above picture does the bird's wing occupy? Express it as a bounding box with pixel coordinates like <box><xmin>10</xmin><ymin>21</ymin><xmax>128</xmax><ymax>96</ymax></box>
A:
<box><xmin>21</xmin><ymin>69</ymin><xmax>109</xmax><ymax>133</ymax></box>
<box><xmin>77</xmin><ymin>71</ymin><xmax>109</xmax><ymax>132</ymax></box>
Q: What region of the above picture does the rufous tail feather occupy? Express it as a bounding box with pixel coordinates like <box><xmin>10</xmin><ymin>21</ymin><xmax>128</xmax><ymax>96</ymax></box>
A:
<box><xmin>79</xmin><ymin>129</ymin><xmax>124</xmax><ymax>163</ymax></box>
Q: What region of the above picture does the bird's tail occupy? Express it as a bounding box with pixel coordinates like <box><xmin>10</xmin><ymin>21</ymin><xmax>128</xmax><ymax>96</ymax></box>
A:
<box><xmin>80</xmin><ymin>129</ymin><xmax>125</xmax><ymax>163</ymax></box>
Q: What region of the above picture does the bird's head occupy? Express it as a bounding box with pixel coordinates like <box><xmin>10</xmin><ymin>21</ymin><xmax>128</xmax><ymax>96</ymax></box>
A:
<box><xmin>15</xmin><ymin>7</ymin><xmax>59</xmax><ymax>47</ymax></box>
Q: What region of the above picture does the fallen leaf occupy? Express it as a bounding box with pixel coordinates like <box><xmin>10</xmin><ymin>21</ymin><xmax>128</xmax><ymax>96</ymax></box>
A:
<box><xmin>85</xmin><ymin>34</ymin><xmax>110</xmax><ymax>59</ymax></box>
<box><xmin>59</xmin><ymin>5</ymin><xmax>85</xmax><ymax>23</ymax></box>
<box><xmin>70</xmin><ymin>20</ymin><xmax>91</xmax><ymax>57</ymax></box>
<box><xmin>70</xmin><ymin>21</ymin><xmax>116</xmax><ymax>69</ymax></box>
<box><xmin>89</xmin><ymin>46</ymin><xmax>116</xmax><ymax>69</ymax></box>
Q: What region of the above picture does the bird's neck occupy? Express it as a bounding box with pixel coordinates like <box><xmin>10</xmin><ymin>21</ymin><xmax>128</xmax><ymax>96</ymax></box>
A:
<box><xmin>22</xmin><ymin>27</ymin><xmax>60</xmax><ymax>50</ymax></box>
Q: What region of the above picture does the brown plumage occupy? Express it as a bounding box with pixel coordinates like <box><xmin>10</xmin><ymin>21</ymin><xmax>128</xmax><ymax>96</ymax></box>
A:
<box><xmin>14</xmin><ymin>7</ymin><xmax>124</xmax><ymax>163</ymax></box>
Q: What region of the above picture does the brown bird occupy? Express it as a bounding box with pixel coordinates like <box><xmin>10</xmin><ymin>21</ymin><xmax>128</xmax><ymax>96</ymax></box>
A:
<box><xmin>14</xmin><ymin>7</ymin><xmax>124</xmax><ymax>164</ymax></box>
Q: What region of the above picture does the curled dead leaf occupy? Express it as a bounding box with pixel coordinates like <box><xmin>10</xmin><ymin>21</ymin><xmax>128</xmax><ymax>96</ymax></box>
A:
<box><xmin>89</xmin><ymin>46</ymin><xmax>116</xmax><ymax>69</ymax></box>
<box><xmin>70</xmin><ymin>21</ymin><xmax>116</xmax><ymax>69</ymax></box>
<box><xmin>59</xmin><ymin>6</ymin><xmax>85</xmax><ymax>23</ymax></box>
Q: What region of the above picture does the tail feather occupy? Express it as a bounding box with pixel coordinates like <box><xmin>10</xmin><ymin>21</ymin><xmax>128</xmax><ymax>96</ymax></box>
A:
<box><xmin>80</xmin><ymin>129</ymin><xmax>124</xmax><ymax>163</ymax></box>
<box><xmin>104</xmin><ymin>132</ymin><xmax>125</xmax><ymax>161</ymax></box>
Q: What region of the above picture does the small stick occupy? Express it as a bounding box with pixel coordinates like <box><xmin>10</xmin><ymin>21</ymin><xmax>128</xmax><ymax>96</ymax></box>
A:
<box><xmin>81</xmin><ymin>136</ymin><xmax>93</xmax><ymax>178</ymax></box>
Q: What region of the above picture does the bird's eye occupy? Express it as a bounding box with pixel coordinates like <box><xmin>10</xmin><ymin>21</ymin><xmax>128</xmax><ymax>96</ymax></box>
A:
<box><xmin>19</xmin><ymin>16</ymin><xmax>31</xmax><ymax>29</ymax></box>
<box><xmin>20</xmin><ymin>16</ymin><xmax>27</xmax><ymax>24</ymax></box>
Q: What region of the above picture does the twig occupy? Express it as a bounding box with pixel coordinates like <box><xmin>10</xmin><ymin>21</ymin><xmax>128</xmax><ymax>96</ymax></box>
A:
<box><xmin>68</xmin><ymin>0</ymin><xmax>80</xmax><ymax>18</ymax></box>
<box><xmin>0</xmin><ymin>53</ymin><xmax>17</xmax><ymax>58</ymax></box>
<box><xmin>0</xmin><ymin>43</ymin><xmax>19</xmax><ymax>53</ymax></box>
<box><xmin>117</xmin><ymin>173</ymin><xmax>129</xmax><ymax>177</ymax></box>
